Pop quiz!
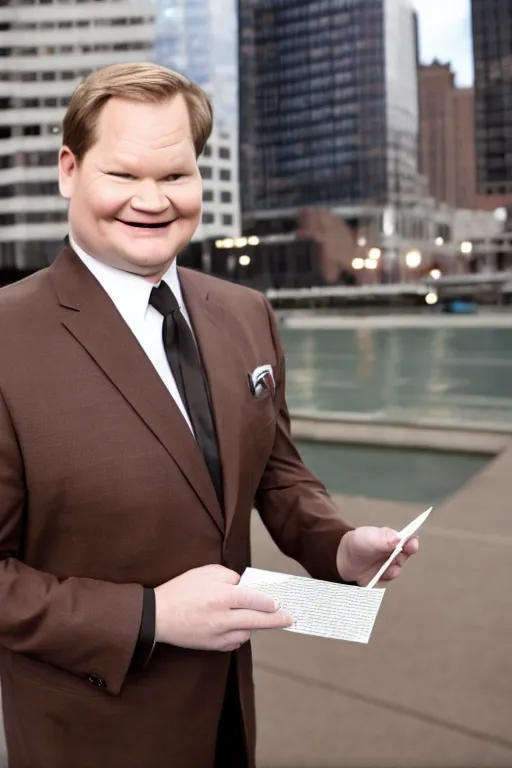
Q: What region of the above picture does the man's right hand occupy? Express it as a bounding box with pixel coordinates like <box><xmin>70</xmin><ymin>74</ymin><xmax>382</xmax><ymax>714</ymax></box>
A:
<box><xmin>154</xmin><ymin>564</ymin><xmax>294</xmax><ymax>651</ymax></box>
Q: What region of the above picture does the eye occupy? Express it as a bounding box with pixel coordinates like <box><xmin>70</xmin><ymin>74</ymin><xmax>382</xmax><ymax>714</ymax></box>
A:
<box><xmin>163</xmin><ymin>174</ymin><xmax>183</xmax><ymax>182</ymax></box>
<box><xmin>108</xmin><ymin>172</ymin><xmax>136</xmax><ymax>180</ymax></box>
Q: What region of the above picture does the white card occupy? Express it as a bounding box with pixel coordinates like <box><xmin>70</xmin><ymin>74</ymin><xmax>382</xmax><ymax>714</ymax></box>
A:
<box><xmin>239</xmin><ymin>568</ymin><xmax>385</xmax><ymax>644</ymax></box>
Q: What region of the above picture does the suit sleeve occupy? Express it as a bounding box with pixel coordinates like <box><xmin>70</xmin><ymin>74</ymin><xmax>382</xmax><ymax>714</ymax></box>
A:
<box><xmin>254</xmin><ymin>296</ymin><xmax>354</xmax><ymax>583</ymax></box>
<box><xmin>0</xmin><ymin>387</ymin><xmax>143</xmax><ymax>695</ymax></box>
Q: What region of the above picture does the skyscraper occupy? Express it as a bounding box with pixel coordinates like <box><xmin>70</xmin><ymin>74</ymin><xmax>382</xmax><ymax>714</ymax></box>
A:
<box><xmin>472</xmin><ymin>0</ymin><xmax>512</xmax><ymax>210</ymax></box>
<box><xmin>0</xmin><ymin>0</ymin><xmax>155</xmax><ymax>271</ymax></box>
<box><xmin>238</xmin><ymin>0</ymin><xmax>419</xmax><ymax>229</ymax></box>
<box><xmin>419</xmin><ymin>61</ymin><xmax>476</xmax><ymax>210</ymax></box>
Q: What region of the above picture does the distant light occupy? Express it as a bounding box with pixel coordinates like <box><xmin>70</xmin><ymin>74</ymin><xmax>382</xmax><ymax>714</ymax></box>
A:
<box><xmin>357</xmin><ymin>236</ymin><xmax>367</xmax><ymax>247</ymax></box>
<box><xmin>239</xmin><ymin>254</ymin><xmax>251</xmax><ymax>266</ymax></box>
<box><xmin>405</xmin><ymin>249</ymin><xmax>422</xmax><ymax>268</ymax></box>
<box><xmin>223</xmin><ymin>238</ymin><xmax>234</xmax><ymax>248</ymax></box>
<box><xmin>460</xmin><ymin>241</ymin><xmax>473</xmax><ymax>255</ymax></box>
<box><xmin>51</xmin><ymin>125</ymin><xmax>60</xmax><ymax>134</ymax></box>
<box><xmin>425</xmin><ymin>292</ymin><xmax>439</xmax><ymax>305</ymax></box>
<box><xmin>215</xmin><ymin>239</ymin><xmax>224</xmax><ymax>249</ymax></box>
<box><xmin>429</xmin><ymin>268</ymin><xmax>442</xmax><ymax>280</ymax></box>
<box><xmin>352</xmin><ymin>257</ymin><xmax>365</xmax><ymax>270</ymax></box>
<box><xmin>368</xmin><ymin>247</ymin><xmax>382</xmax><ymax>260</ymax></box>
<box><xmin>247</xmin><ymin>236</ymin><xmax>260</xmax><ymax>246</ymax></box>
<box><xmin>494</xmin><ymin>207</ymin><xmax>508</xmax><ymax>223</ymax></box>
<box><xmin>234</xmin><ymin>237</ymin><xmax>247</xmax><ymax>248</ymax></box>
<box><xmin>364</xmin><ymin>258</ymin><xmax>378</xmax><ymax>270</ymax></box>
<box><xmin>435</xmin><ymin>237</ymin><xmax>444</xmax><ymax>246</ymax></box>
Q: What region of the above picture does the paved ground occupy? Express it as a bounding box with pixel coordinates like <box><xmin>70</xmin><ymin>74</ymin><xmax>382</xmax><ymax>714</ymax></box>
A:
<box><xmin>2</xmin><ymin>444</ymin><xmax>512</xmax><ymax>767</ymax></box>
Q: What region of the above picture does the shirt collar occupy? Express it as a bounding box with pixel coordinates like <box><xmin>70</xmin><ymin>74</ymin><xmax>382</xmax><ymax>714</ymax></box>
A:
<box><xmin>68</xmin><ymin>233</ymin><xmax>184</xmax><ymax>324</ymax></box>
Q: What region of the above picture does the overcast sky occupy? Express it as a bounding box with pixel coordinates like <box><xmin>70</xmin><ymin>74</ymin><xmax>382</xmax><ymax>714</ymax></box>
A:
<box><xmin>412</xmin><ymin>0</ymin><xmax>473</xmax><ymax>86</ymax></box>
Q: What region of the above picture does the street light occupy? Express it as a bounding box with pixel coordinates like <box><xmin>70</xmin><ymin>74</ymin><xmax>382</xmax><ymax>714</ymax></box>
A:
<box><xmin>429</xmin><ymin>269</ymin><xmax>442</xmax><ymax>280</ymax></box>
<box><xmin>234</xmin><ymin>237</ymin><xmax>248</xmax><ymax>248</ymax></box>
<box><xmin>364</xmin><ymin>258</ymin><xmax>378</xmax><ymax>270</ymax></box>
<box><xmin>352</xmin><ymin>257</ymin><xmax>365</xmax><ymax>270</ymax></box>
<box><xmin>247</xmin><ymin>236</ymin><xmax>260</xmax><ymax>246</ymax></box>
<box><xmin>405</xmin><ymin>249</ymin><xmax>422</xmax><ymax>268</ymax></box>
<box><xmin>435</xmin><ymin>237</ymin><xmax>444</xmax><ymax>246</ymax></box>
<box><xmin>368</xmin><ymin>247</ymin><xmax>382</xmax><ymax>260</ymax></box>
<box><xmin>425</xmin><ymin>291</ymin><xmax>439</xmax><ymax>305</ymax></box>
<box><xmin>460</xmin><ymin>241</ymin><xmax>473</xmax><ymax>255</ymax></box>
<box><xmin>239</xmin><ymin>254</ymin><xmax>251</xmax><ymax>266</ymax></box>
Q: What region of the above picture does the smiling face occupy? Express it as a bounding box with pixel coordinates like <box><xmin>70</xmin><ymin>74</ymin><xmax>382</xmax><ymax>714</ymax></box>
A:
<box><xmin>59</xmin><ymin>95</ymin><xmax>202</xmax><ymax>282</ymax></box>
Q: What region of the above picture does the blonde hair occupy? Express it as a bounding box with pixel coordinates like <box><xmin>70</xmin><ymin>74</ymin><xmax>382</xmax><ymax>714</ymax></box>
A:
<box><xmin>62</xmin><ymin>62</ymin><xmax>213</xmax><ymax>161</ymax></box>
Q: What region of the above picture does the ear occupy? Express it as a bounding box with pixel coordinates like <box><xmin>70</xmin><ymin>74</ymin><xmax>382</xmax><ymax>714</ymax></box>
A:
<box><xmin>59</xmin><ymin>146</ymin><xmax>79</xmax><ymax>199</ymax></box>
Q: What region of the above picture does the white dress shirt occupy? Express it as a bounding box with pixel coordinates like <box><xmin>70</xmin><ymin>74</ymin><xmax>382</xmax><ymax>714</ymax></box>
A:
<box><xmin>69</xmin><ymin>234</ymin><xmax>194</xmax><ymax>434</ymax></box>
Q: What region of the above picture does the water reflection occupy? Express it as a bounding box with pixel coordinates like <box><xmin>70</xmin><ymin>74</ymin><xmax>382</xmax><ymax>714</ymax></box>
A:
<box><xmin>283</xmin><ymin>327</ymin><xmax>512</xmax><ymax>425</ymax></box>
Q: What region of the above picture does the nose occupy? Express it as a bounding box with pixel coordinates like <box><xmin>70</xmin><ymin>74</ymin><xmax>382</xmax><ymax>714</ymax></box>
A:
<box><xmin>131</xmin><ymin>179</ymin><xmax>169</xmax><ymax>214</ymax></box>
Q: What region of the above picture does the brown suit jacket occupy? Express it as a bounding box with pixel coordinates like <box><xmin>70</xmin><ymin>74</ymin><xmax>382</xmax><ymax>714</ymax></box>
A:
<box><xmin>0</xmin><ymin>246</ymin><xmax>352</xmax><ymax>768</ymax></box>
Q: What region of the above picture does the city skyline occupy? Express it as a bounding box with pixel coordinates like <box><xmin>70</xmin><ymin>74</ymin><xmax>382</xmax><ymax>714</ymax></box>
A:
<box><xmin>414</xmin><ymin>0</ymin><xmax>473</xmax><ymax>87</ymax></box>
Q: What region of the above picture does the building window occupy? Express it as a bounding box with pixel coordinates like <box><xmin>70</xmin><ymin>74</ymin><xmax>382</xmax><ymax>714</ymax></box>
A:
<box><xmin>203</xmin><ymin>189</ymin><xmax>214</xmax><ymax>202</ymax></box>
<box><xmin>219</xmin><ymin>147</ymin><xmax>230</xmax><ymax>159</ymax></box>
<box><xmin>199</xmin><ymin>165</ymin><xmax>212</xmax><ymax>180</ymax></box>
<box><xmin>222</xmin><ymin>214</ymin><xmax>233</xmax><ymax>226</ymax></box>
<box><xmin>220</xmin><ymin>169</ymin><xmax>231</xmax><ymax>181</ymax></box>
<box><xmin>221</xmin><ymin>191</ymin><xmax>232</xmax><ymax>203</ymax></box>
<box><xmin>203</xmin><ymin>145</ymin><xmax>212</xmax><ymax>157</ymax></box>
<box><xmin>202</xmin><ymin>212</ymin><xmax>215</xmax><ymax>224</ymax></box>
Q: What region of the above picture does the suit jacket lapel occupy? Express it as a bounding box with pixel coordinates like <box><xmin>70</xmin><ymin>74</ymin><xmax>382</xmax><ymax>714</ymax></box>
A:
<box><xmin>49</xmin><ymin>246</ymin><xmax>224</xmax><ymax>534</ymax></box>
<box><xmin>179</xmin><ymin>268</ymin><xmax>243</xmax><ymax>537</ymax></box>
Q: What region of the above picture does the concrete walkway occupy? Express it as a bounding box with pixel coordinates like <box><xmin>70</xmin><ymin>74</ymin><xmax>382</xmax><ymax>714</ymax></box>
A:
<box><xmin>1</xmin><ymin>446</ymin><xmax>512</xmax><ymax>767</ymax></box>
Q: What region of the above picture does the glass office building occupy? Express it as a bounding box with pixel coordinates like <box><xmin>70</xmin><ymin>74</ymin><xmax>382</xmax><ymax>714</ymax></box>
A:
<box><xmin>472</xmin><ymin>0</ymin><xmax>512</xmax><ymax>207</ymax></box>
<box><xmin>239</xmin><ymin>0</ymin><xmax>419</xmax><ymax>221</ymax></box>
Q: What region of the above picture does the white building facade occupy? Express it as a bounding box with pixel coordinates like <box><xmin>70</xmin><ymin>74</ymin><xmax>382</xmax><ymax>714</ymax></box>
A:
<box><xmin>0</xmin><ymin>0</ymin><xmax>156</xmax><ymax>269</ymax></box>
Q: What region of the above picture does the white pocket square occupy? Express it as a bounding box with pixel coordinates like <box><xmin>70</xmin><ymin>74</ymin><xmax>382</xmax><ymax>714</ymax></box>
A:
<box><xmin>249</xmin><ymin>364</ymin><xmax>275</xmax><ymax>397</ymax></box>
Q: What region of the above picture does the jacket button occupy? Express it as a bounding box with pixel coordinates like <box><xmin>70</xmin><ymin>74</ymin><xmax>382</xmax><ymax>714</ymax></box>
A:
<box><xmin>87</xmin><ymin>673</ymin><xmax>106</xmax><ymax>688</ymax></box>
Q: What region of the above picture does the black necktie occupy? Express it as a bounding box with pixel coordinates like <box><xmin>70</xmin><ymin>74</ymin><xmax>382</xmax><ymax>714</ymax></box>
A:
<box><xmin>149</xmin><ymin>281</ymin><xmax>224</xmax><ymax>510</ymax></box>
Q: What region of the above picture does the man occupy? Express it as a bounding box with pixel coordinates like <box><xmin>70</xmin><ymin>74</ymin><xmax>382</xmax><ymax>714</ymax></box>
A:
<box><xmin>0</xmin><ymin>63</ymin><xmax>418</xmax><ymax>768</ymax></box>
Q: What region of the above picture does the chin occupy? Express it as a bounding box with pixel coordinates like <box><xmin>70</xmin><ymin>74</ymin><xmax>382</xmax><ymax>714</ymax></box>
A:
<box><xmin>123</xmin><ymin>246</ymin><xmax>177</xmax><ymax>267</ymax></box>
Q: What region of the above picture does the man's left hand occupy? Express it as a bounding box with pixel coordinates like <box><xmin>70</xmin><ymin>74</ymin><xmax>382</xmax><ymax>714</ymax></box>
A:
<box><xmin>336</xmin><ymin>527</ymin><xmax>420</xmax><ymax>586</ymax></box>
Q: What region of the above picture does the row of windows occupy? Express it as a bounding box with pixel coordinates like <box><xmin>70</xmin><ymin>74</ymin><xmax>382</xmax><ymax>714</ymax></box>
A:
<box><xmin>11</xmin><ymin>16</ymin><xmax>149</xmax><ymax>31</ymax></box>
<box><xmin>202</xmin><ymin>189</ymin><xmax>233</xmax><ymax>204</ymax></box>
<box><xmin>0</xmin><ymin>151</ymin><xmax>58</xmax><ymax>169</ymax></box>
<box><xmin>270</xmin><ymin>0</ymin><xmax>381</xmax><ymax>21</ymax></box>
<box><xmin>202</xmin><ymin>212</ymin><xmax>233</xmax><ymax>226</ymax></box>
<box><xmin>201</xmin><ymin>145</ymin><xmax>231</xmax><ymax>160</ymax></box>
<box><xmin>0</xmin><ymin>210</ymin><xmax>67</xmax><ymax>226</ymax></box>
<box><xmin>198</xmin><ymin>166</ymin><xmax>232</xmax><ymax>182</ymax></box>
<box><xmin>0</xmin><ymin>181</ymin><xmax>59</xmax><ymax>197</ymax></box>
<box><xmin>3</xmin><ymin>40</ymin><xmax>151</xmax><ymax>57</ymax></box>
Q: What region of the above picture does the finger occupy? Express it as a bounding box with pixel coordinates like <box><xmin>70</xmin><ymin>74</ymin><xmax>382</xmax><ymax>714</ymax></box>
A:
<box><xmin>227</xmin><ymin>608</ymin><xmax>294</xmax><ymax>632</ymax></box>
<box><xmin>395</xmin><ymin>552</ymin><xmax>408</xmax><ymax>569</ymax></box>
<box><xmin>403</xmin><ymin>536</ymin><xmax>420</xmax><ymax>555</ymax></box>
<box><xmin>380</xmin><ymin>563</ymin><xmax>402</xmax><ymax>581</ymax></box>
<box><xmin>231</xmin><ymin>586</ymin><xmax>280</xmax><ymax>613</ymax></box>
